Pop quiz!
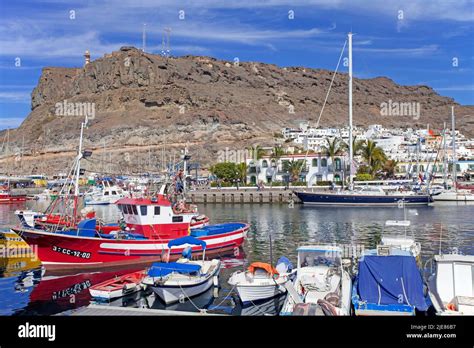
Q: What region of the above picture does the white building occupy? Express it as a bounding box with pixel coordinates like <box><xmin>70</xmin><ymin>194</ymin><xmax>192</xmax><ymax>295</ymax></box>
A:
<box><xmin>246</xmin><ymin>153</ymin><xmax>347</xmax><ymax>185</ymax></box>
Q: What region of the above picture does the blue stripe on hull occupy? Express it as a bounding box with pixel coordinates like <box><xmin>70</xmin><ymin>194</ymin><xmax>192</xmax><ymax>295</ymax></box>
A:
<box><xmin>295</xmin><ymin>192</ymin><xmax>432</xmax><ymax>206</ymax></box>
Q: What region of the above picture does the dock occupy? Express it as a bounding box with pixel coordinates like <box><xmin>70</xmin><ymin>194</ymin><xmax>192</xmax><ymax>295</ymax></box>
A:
<box><xmin>66</xmin><ymin>304</ymin><xmax>225</xmax><ymax>316</ymax></box>
<box><xmin>186</xmin><ymin>188</ymin><xmax>301</xmax><ymax>204</ymax></box>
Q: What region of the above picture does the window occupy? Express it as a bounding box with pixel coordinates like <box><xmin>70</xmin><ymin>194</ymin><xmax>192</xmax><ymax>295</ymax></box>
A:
<box><xmin>262</xmin><ymin>160</ymin><xmax>268</xmax><ymax>168</ymax></box>
<box><xmin>321</xmin><ymin>158</ymin><xmax>327</xmax><ymax>167</ymax></box>
<box><xmin>132</xmin><ymin>205</ymin><xmax>138</xmax><ymax>215</ymax></box>
<box><xmin>312</xmin><ymin>158</ymin><xmax>318</xmax><ymax>167</ymax></box>
<box><xmin>154</xmin><ymin>206</ymin><xmax>160</xmax><ymax>215</ymax></box>
<box><xmin>335</xmin><ymin>158</ymin><xmax>342</xmax><ymax>171</ymax></box>
<box><xmin>104</xmin><ymin>191</ymin><xmax>109</xmax><ymax>196</ymax></box>
<box><xmin>140</xmin><ymin>206</ymin><xmax>147</xmax><ymax>216</ymax></box>
<box><xmin>172</xmin><ymin>216</ymin><xmax>183</xmax><ymax>222</ymax></box>
<box><xmin>112</xmin><ymin>191</ymin><xmax>117</xmax><ymax>195</ymax></box>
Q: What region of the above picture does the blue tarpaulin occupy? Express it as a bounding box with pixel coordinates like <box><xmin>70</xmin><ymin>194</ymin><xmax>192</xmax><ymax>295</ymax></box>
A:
<box><xmin>357</xmin><ymin>255</ymin><xmax>428</xmax><ymax>310</ymax></box>
<box><xmin>167</xmin><ymin>236</ymin><xmax>206</xmax><ymax>249</ymax></box>
<box><xmin>147</xmin><ymin>262</ymin><xmax>201</xmax><ymax>277</ymax></box>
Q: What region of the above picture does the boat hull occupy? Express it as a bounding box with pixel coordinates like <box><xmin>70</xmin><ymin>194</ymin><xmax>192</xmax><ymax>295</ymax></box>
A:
<box><xmin>149</xmin><ymin>266</ymin><xmax>219</xmax><ymax>305</ymax></box>
<box><xmin>295</xmin><ymin>191</ymin><xmax>433</xmax><ymax>206</ymax></box>
<box><xmin>235</xmin><ymin>284</ymin><xmax>286</xmax><ymax>304</ymax></box>
<box><xmin>12</xmin><ymin>224</ymin><xmax>248</xmax><ymax>271</ymax></box>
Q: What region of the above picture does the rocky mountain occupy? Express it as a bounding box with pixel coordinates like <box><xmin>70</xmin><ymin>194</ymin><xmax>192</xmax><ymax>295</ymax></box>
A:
<box><xmin>1</xmin><ymin>46</ymin><xmax>473</xmax><ymax>175</ymax></box>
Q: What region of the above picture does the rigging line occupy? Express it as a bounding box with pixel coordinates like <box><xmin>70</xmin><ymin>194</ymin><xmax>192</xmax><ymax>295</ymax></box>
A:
<box><xmin>315</xmin><ymin>39</ymin><xmax>348</xmax><ymax>129</ymax></box>
<box><xmin>297</xmin><ymin>39</ymin><xmax>348</xmax><ymax>178</ymax></box>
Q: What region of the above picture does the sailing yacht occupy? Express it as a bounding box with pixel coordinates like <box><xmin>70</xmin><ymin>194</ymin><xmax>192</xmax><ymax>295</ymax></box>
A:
<box><xmin>294</xmin><ymin>33</ymin><xmax>432</xmax><ymax>206</ymax></box>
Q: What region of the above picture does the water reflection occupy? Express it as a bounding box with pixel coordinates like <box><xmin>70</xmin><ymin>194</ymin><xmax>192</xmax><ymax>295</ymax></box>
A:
<box><xmin>0</xmin><ymin>201</ymin><xmax>473</xmax><ymax>315</ymax></box>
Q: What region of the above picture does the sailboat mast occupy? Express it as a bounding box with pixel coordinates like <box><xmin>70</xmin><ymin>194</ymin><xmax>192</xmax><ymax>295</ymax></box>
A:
<box><xmin>348</xmin><ymin>32</ymin><xmax>354</xmax><ymax>186</ymax></box>
<box><xmin>451</xmin><ymin>106</ymin><xmax>457</xmax><ymax>191</ymax></box>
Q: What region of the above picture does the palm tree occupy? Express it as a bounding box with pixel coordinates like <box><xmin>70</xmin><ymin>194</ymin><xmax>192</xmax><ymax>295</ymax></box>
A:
<box><xmin>236</xmin><ymin>162</ymin><xmax>248</xmax><ymax>184</ymax></box>
<box><xmin>383</xmin><ymin>159</ymin><xmax>398</xmax><ymax>178</ymax></box>
<box><xmin>322</xmin><ymin>137</ymin><xmax>344</xmax><ymax>172</ymax></box>
<box><xmin>343</xmin><ymin>136</ymin><xmax>365</xmax><ymax>157</ymax></box>
<box><xmin>361</xmin><ymin>140</ymin><xmax>387</xmax><ymax>175</ymax></box>
<box><xmin>246</xmin><ymin>145</ymin><xmax>267</xmax><ymax>162</ymax></box>
<box><xmin>270</xmin><ymin>146</ymin><xmax>285</xmax><ymax>161</ymax></box>
<box><xmin>283</xmin><ymin>159</ymin><xmax>305</xmax><ymax>182</ymax></box>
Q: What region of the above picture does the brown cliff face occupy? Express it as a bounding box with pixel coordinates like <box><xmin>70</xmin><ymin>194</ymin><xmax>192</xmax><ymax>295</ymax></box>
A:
<box><xmin>1</xmin><ymin>46</ymin><xmax>473</xmax><ymax>174</ymax></box>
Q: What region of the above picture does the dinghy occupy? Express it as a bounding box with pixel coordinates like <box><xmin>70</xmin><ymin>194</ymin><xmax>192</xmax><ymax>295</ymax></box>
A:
<box><xmin>142</xmin><ymin>236</ymin><xmax>221</xmax><ymax>305</ymax></box>
<box><xmin>89</xmin><ymin>270</ymin><xmax>146</xmax><ymax>301</ymax></box>
<box><xmin>228</xmin><ymin>257</ymin><xmax>293</xmax><ymax>304</ymax></box>
<box><xmin>280</xmin><ymin>245</ymin><xmax>352</xmax><ymax>316</ymax></box>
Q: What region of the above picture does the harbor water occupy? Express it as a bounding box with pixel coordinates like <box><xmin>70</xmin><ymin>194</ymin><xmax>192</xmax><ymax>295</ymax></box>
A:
<box><xmin>1</xmin><ymin>200</ymin><xmax>473</xmax><ymax>316</ymax></box>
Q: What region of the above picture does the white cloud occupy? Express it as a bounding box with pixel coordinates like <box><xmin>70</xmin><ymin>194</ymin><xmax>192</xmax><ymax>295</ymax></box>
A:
<box><xmin>0</xmin><ymin>117</ymin><xmax>26</xmax><ymax>129</ymax></box>
<box><xmin>0</xmin><ymin>92</ymin><xmax>31</xmax><ymax>103</ymax></box>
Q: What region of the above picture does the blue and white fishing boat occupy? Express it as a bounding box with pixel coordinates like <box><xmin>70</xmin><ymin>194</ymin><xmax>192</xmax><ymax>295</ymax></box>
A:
<box><xmin>142</xmin><ymin>236</ymin><xmax>221</xmax><ymax>305</ymax></box>
<box><xmin>352</xmin><ymin>250</ymin><xmax>430</xmax><ymax>316</ymax></box>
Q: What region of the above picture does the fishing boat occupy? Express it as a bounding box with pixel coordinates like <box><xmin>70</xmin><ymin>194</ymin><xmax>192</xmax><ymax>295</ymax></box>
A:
<box><xmin>0</xmin><ymin>189</ymin><xmax>27</xmax><ymax>204</ymax></box>
<box><xmin>228</xmin><ymin>257</ymin><xmax>293</xmax><ymax>304</ymax></box>
<box><xmin>426</xmin><ymin>253</ymin><xmax>474</xmax><ymax>315</ymax></box>
<box><xmin>352</xmin><ymin>250</ymin><xmax>430</xmax><ymax>316</ymax></box>
<box><xmin>12</xmin><ymin>116</ymin><xmax>248</xmax><ymax>270</ymax></box>
<box><xmin>89</xmin><ymin>270</ymin><xmax>146</xmax><ymax>301</ymax></box>
<box><xmin>142</xmin><ymin>236</ymin><xmax>221</xmax><ymax>305</ymax></box>
<box><xmin>280</xmin><ymin>245</ymin><xmax>352</xmax><ymax>316</ymax></box>
<box><xmin>380</xmin><ymin>220</ymin><xmax>421</xmax><ymax>260</ymax></box>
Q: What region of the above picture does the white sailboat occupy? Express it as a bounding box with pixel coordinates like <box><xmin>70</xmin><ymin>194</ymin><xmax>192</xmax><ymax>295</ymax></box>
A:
<box><xmin>433</xmin><ymin>107</ymin><xmax>474</xmax><ymax>202</ymax></box>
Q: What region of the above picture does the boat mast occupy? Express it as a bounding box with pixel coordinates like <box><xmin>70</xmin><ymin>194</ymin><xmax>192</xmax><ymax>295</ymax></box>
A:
<box><xmin>451</xmin><ymin>106</ymin><xmax>457</xmax><ymax>192</ymax></box>
<box><xmin>348</xmin><ymin>32</ymin><xmax>354</xmax><ymax>187</ymax></box>
<box><xmin>73</xmin><ymin>117</ymin><xmax>86</xmax><ymax>223</ymax></box>
<box><xmin>442</xmin><ymin>122</ymin><xmax>448</xmax><ymax>187</ymax></box>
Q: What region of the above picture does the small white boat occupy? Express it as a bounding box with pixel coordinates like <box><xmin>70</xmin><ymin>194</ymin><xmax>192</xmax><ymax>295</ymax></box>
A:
<box><xmin>142</xmin><ymin>236</ymin><xmax>221</xmax><ymax>305</ymax></box>
<box><xmin>84</xmin><ymin>184</ymin><xmax>125</xmax><ymax>205</ymax></box>
<box><xmin>280</xmin><ymin>245</ymin><xmax>352</xmax><ymax>316</ymax></box>
<box><xmin>380</xmin><ymin>220</ymin><xmax>421</xmax><ymax>259</ymax></box>
<box><xmin>89</xmin><ymin>271</ymin><xmax>146</xmax><ymax>301</ymax></box>
<box><xmin>228</xmin><ymin>257</ymin><xmax>293</xmax><ymax>304</ymax></box>
<box><xmin>427</xmin><ymin>253</ymin><xmax>474</xmax><ymax>315</ymax></box>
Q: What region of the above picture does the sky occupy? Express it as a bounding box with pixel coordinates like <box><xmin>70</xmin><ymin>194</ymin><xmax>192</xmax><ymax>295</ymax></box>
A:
<box><xmin>0</xmin><ymin>0</ymin><xmax>473</xmax><ymax>130</ymax></box>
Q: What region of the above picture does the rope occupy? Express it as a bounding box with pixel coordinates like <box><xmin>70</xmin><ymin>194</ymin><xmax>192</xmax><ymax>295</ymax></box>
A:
<box><xmin>298</xmin><ymin>39</ymin><xmax>348</xmax><ymax>178</ymax></box>
<box><xmin>177</xmin><ymin>281</ymin><xmax>206</xmax><ymax>313</ymax></box>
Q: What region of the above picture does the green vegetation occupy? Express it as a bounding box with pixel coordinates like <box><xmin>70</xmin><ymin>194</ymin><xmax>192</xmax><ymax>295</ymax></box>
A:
<box><xmin>209</xmin><ymin>162</ymin><xmax>240</xmax><ymax>182</ymax></box>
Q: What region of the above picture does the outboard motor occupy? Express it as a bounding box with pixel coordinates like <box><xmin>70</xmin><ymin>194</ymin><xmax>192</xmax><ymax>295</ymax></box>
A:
<box><xmin>182</xmin><ymin>246</ymin><xmax>193</xmax><ymax>260</ymax></box>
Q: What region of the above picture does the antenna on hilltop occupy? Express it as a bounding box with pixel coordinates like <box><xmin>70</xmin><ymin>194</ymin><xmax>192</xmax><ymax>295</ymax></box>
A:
<box><xmin>142</xmin><ymin>23</ymin><xmax>147</xmax><ymax>53</ymax></box>
<box><xmin>161</xmin><ymin>27</ymin><xmax>171</xmax><ymax>58</ymax></box>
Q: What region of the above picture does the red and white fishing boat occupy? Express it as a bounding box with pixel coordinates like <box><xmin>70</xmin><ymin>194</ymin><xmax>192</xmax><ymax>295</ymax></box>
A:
<box><xmin>13</xmin><ymin>116</ymin><xmax>247</xmax><ymax>271</ymax></box>
<box><xmin>0</xmin><ymin>189</ymin><xmax>27</xmax><ymax>204</ymax></box>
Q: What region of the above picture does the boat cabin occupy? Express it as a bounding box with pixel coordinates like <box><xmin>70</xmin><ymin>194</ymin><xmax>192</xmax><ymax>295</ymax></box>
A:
<box><xmin>116</xmin><ymin>195</ymin><xmax>198</xmax><ymax>239</ymax></box>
